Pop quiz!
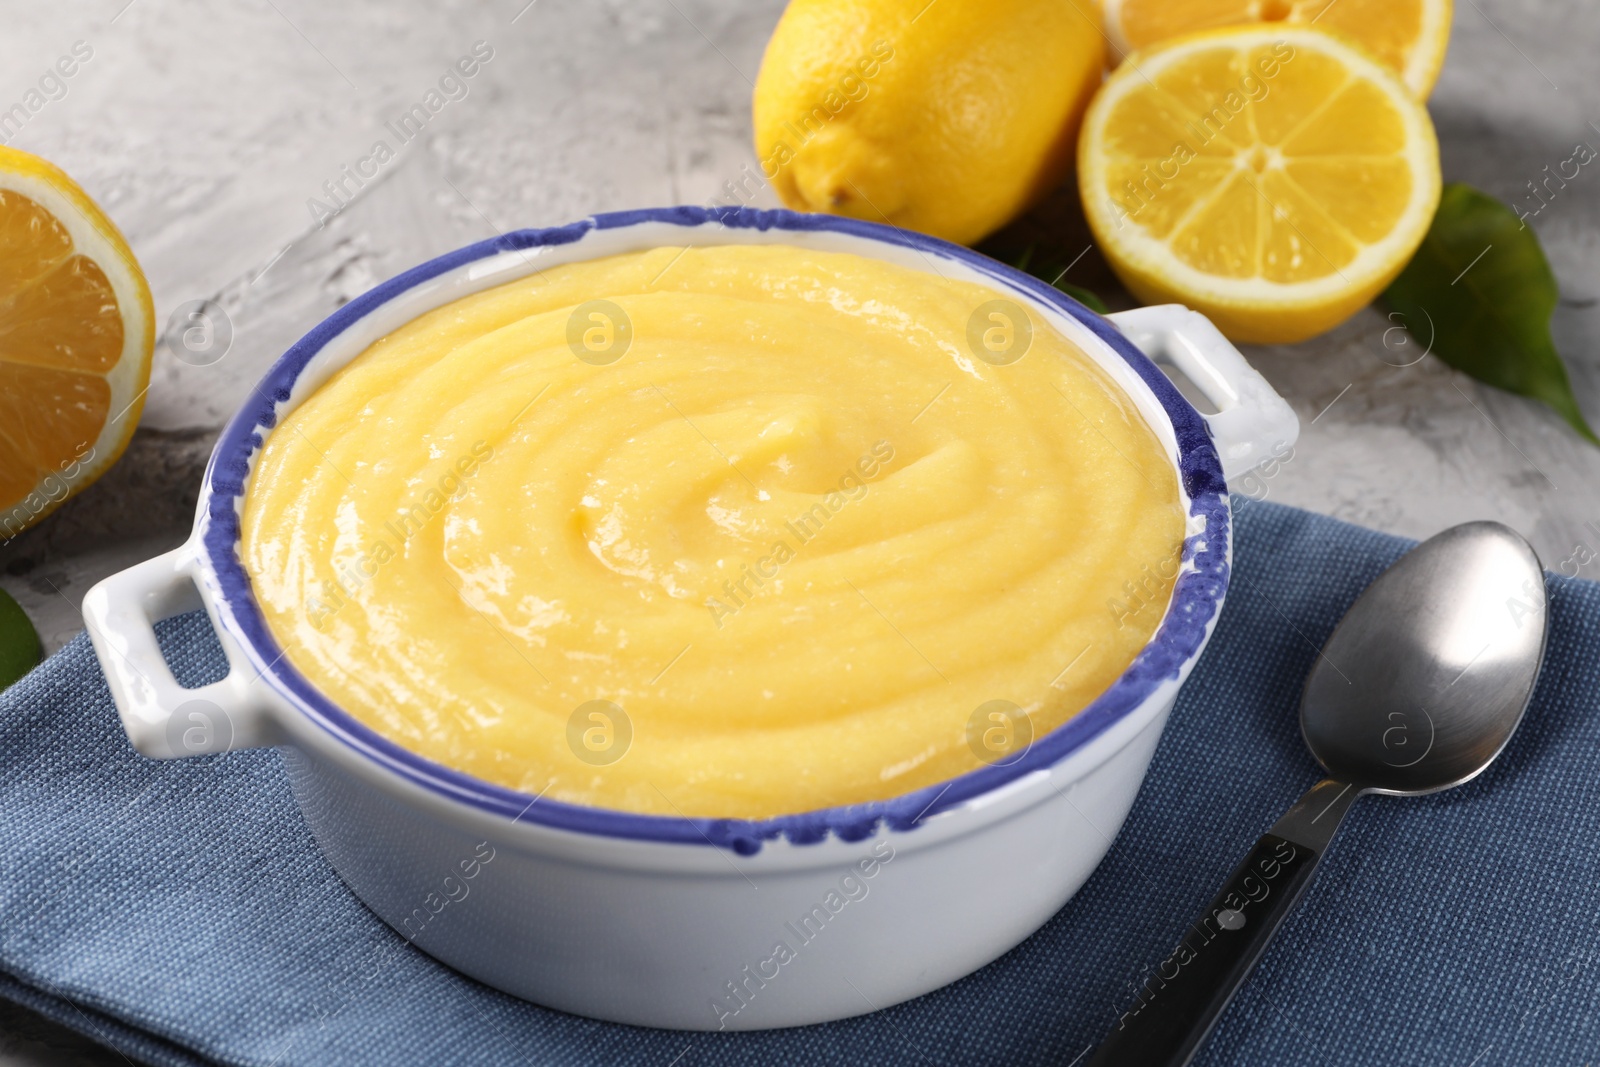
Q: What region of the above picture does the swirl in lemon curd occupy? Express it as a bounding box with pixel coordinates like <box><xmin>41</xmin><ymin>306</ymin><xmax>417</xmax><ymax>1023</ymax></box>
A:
<box><xmin>241</xmin><ymin>244</ymin><xmax>1185</xmax><ymax>818</ymax></box>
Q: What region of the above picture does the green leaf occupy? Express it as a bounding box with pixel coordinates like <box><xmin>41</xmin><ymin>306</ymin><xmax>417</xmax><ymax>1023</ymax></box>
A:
<box><xmin>1384</xmin><ymin>182</ymin><xmax>1599</xmax><ymax>446</ymax></box>
<box><xmin>1006</xmin><ymin>243</ymin><xmax>1110</xmax><ymax>314</ymax></box>
<box><xmin>0</xmin><ymin>586</ymin><xmax>40</xmax><ymax>690</ymax></box>
<box><xmin>1054</xmin><ymin>282</ymin><xmax>1110</xmax><ymax>315</ymax></box>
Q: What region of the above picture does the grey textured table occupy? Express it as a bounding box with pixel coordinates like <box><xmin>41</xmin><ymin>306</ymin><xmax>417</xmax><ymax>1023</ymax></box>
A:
<box><xmin>0</xmin><ymin>1</ymin><xmax>1596</xmax><ymax>1063</ymax></box>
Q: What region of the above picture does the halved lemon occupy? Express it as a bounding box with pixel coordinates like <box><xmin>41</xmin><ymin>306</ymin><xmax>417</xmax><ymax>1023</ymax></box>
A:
<box><xmin>0</xmin><ymin>146</ymin><xmax>153</xmax><ymax>539</ymax></box>
<box><xmin>1103</xmin><ymin>0</ymin><xmax>1453</xmax><ymax>98</ymax></box>
<box><xmin>1078</xmin><ymin>25</ymin><xmax>1442</xmax><ymax>345</ymax></box>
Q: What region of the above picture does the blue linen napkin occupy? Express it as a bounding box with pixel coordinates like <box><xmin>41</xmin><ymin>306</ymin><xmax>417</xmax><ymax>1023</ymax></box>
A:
<box><xmin>2</xmin><ymin>498</ymin><xmax>1597</xmax><ymax>1066</ymax></box>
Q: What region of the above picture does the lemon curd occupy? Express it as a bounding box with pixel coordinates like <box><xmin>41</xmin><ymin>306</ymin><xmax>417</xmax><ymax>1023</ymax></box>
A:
<box><xmin>241</xmin><ymin>244</ymin><xmax>1185</xmax><ymax>818</ymax></box>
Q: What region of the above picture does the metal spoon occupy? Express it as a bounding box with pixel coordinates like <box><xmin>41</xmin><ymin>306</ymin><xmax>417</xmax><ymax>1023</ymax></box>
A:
<box><xmin>1090</xmin><ymin>521</ymin><xmax>1549</xmax><ymax>1067</ymax></box>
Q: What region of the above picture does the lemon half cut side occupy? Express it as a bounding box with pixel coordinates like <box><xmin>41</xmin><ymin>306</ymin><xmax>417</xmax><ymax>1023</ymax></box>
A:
<box><xmin>0</xmin><ymin>145</ymin><xmax>154</xmax><ymax>538</ymax></box>
<box><xmin>1078</xmin><ymin>25</ymin><xmax>1442</xmax><ymax>345</ymax></box>
<box><xmin>1103</xmin><ymin>0</ymin><xmax>1453</xmax><ymax>98</ymax></box>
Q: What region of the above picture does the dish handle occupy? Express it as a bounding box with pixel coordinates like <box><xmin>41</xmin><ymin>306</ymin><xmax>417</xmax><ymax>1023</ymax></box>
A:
<box><xmin>1106</xmin><ymin>305</ymin><xmax>1299</xmax><ymax>483</ymax></box>
<box><xmin>83</xmin><ymin>544</ymin><xmax>278</xmax><ymax>759</ymax></box>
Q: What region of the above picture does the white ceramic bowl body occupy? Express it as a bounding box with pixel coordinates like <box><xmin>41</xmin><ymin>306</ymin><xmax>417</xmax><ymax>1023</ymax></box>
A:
<box><xmin>83</xmin><ymin>207</ymin><xmax>1297</xmax><ymax>1031</ymax></box>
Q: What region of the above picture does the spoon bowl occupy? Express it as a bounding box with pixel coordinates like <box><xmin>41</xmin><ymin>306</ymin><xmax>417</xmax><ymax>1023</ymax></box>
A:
<box><xmin>1302</xmin><ymin>521</ymin><xmax>1548</xmax><ymax>795</ymax></box>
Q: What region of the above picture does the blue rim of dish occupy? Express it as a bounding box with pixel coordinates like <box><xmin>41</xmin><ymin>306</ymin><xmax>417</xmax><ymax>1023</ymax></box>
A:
<box><xmin>201</xmin><ymin>205</ymin><xmax>1230</xmax><ymax>856</ymax></box>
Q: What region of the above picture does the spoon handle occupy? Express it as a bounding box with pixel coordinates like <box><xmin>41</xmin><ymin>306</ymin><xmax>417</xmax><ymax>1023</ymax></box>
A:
<box><xmin>1088</xmin><ymin>779</ymin><xmax>1359</xmax><ymax>1067</ymax></box>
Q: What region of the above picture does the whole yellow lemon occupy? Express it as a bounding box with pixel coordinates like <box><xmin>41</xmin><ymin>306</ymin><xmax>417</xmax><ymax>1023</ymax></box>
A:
<box><xmin>752</xmin><ymin>0</ymin><xmax>1105</xmax><ymax>246</ymax></box>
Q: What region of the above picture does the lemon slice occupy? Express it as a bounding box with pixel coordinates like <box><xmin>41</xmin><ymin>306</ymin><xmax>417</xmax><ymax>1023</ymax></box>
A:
<box><xmin>1078</xmin><ymin>25</ymin><xmax>1442</xmax><ymax>345</ymax></box>
<box><xmin>1103</xmin><ymin>0</ymin><xmax>1452</xmax><ymax>97</ymax></box>
<box><xmin>0</xmin><ymin>146</ymin><xmax>153</xmax><ymax>539</ymax></box>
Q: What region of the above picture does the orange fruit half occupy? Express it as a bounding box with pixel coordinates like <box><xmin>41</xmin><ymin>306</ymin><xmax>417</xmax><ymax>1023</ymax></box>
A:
<box><xmin>0</xmin><ymin>146</ymin><xmax>153</xmax><ymax>540</ymax></box>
